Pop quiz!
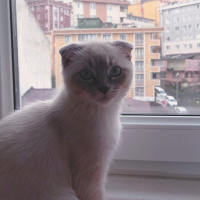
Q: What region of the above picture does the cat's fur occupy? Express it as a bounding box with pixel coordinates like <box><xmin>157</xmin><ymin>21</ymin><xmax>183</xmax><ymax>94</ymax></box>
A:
<box><xmin>0</xmin><ymin>41</ymin><xmax>133</xmax><ymax>200</ymax></box>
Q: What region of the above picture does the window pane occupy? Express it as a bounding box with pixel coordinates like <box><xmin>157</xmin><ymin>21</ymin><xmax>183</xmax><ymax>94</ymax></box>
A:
<box><xmin>13</xmin><ymin>0</ymin><xmax>200</xmax><ymax>115</ymax></box>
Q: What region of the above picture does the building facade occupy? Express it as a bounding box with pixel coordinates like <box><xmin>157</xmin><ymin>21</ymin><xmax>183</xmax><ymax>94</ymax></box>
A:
<box><xmin>26</xmin><ymin>0</ymin><xmax>72</xmax><ymax>32</ymax></box>
<box><xmin>52</xmin><ymin>27</ymin><xmax>163</xmax><ymax>101</ymax></box>
<box><xmin>56</xmin><ymin>0</ymin><xmax>130</xmax><ymax>26</ymax></box>
<box><xmin>17</xmin><ymin>0</ymin><xmax>52</xmax><ymax>97</ymax></box>
<box><xmin>161</xmin><ymin>0</ymin><xmax>200</xmax><ymax>56</ymax></box>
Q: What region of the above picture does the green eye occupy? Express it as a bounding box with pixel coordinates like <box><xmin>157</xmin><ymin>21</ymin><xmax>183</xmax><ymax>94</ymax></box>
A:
<box><xmin>110</xmin><ymin>66</ymin><xmax>122</xmax><ymax>77</ymax></box>
<box><xmin>80</xmin><ymin>69</ymin><xmax>94</xmax><ymax>80</ymax></box>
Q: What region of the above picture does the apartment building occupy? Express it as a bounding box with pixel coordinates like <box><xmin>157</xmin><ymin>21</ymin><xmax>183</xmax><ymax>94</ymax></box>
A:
<box><xmin>52</xmin><ymin>27</ymin><xmax>163</xmax><ymax>101</ymax></box>
<box><xmin>26</xmin><ymin>0</ymin><xmax>72</xmax><ymax>32</ymax></box>
<box><xmin>161</xmin><ymin>0</ymin><xmax>200</xmax><ymax>56</ymax></box>
<box><xmin>56</xmin><ymin>0</ymin><xmax>130</xmax><ymax>26</ymax></box>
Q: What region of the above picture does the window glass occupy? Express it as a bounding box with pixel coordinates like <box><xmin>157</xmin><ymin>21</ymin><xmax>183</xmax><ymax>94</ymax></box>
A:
<box><xmin>13</xmin><ymin>0</ymin><xmax>200</xmax><ymax>115</ymax></box>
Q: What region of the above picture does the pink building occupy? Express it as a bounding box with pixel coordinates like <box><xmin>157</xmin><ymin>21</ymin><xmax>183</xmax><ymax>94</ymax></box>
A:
<box><xmin>26</xmin><ymin>0</ymin><xmax>72</xmax><ymax>33</ymax></box>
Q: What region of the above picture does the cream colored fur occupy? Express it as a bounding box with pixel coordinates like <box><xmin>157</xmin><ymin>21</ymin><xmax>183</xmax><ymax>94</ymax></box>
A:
<box><xmin>0</xmin><ymin>41</ymin><xmax>133</xmax><ymax>200</ymax></box>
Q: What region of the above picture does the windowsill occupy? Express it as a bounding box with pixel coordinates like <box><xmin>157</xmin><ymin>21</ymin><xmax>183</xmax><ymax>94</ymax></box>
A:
<box><xmin>106</xmin><ymin>174</ymin><xmax>200</xmax><ymax>200</ymax></box>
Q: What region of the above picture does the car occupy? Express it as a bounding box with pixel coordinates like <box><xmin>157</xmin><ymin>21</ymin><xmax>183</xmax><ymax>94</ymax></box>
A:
<box><xmin>174</xmin><ymin>106</ymin><xmax>188</xmax><ymax>114</ymax></box>
<box><xmin>155</xmin><ymin>87</ymin><xmax>167</xmax><ymax>97</ymax></box>
<box><xmin>165</xmin><ymin>95</ymin><xmax>177</xmax><ymax>107</ymax></box>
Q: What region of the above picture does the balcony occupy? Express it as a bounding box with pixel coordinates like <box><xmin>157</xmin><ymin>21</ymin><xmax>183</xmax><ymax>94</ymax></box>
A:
<box><xmin>135</xmin><ymin>40</ymin><xmax>144</xmax><ymax>46</ymax></box>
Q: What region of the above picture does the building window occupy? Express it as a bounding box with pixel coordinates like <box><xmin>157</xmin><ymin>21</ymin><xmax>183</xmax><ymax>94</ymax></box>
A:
<box><xmin>175</xmin><ymin>27</ymin><xmax>179</xmax><ymax>31</ymax></box>
<box><xmin>102</xmin><ymin>34</ymin><xmax>112</xmax><ymax>41</ymax></box>
<box><xmin>135</xmin><ymin>87</ymin><xmax>144</xmax><ymax>96</ymax></box>
<box><xmin>119</xmin><ymin>34</ymin><xmax>126</xmax><ymax>41</ymax></box>
<box><xmin>65</xmin><ymin>35</ymin><xmax>71</xmax><ymax>42</ymax></box>
<box><xmin>174</xmin><ymin>17</ymin><xmax>179</xmax><ymax>23</ymax></box>
<box><xmin>184</xmin><ymin>44</ymin><xmax>187</xmax><ymax>49</ymax></box>
<box><xmin>189</xmin><ymin>44</ymin><xmax>192</xmax><ymax>48</ymax></box>
<box><xmin>197</xmin><ymin>24</ymin><xmax>200</xmax><ymax>29</ymax></box>
<box><xmin>175</xmin><ymin>45</ymin><xmax>179</xmax><ymax>50</ymax></box>
<box><xmin>60</xmin><ymin>16</ymin><xmax>63</xmax><ymax>21</ymax></box>
<box><xmin>135</xmin><ymin>48</ymin><xmax>144</xmax><ymax>59</ymax></box>
<box><xmin>150</xmin><ymin>33</ymin><xmax>156</xmax><ymax>40</ymax></box>
<box><xmin>183</xmin><ymin>25</ymin><xmax>187</xmax><ymax>30</ymax></box>
<box><xmin>90</xmin><ymin>3</ymin><xmax>96</xmax><ymax>10</ymax></box>
<box><xmin>106</xmin><ymin>16</ymin><xmax>112</xmax><ymax>22</ymax></box>
<box><xmin>166</xmin><ymin>46</ymin><xmax>170</xmax><ymax>50</ymax></box>
<box><xmin>135</xmin><ymin>33</ymin><xmax>144</xmax><ymax>44</ymax></box>
<box><xmin>196</xmin><ymin>14</ymin><xmax>200</xmax><ymax>19</ymax></box>
<box><xmin>160</xmin><ymin>71</ymin><xmax>166</xmax><ymax>78</ymax></box>
<box><xmin>107</xmin><ymin>4</ymin><xmax>112</xmax><ymax>11</ymax></box>
<box><xmin>197</xmin><ymin>43</ymin><xmax>200</xmax><ymax>48</ymax></box>
<box><xmin>90</xmin><ymin>15</ymin><xmax>96</xmax><ymax>18</ymax></box>
<box><xmin>166</xmin><ymin>36</ymin><xmax>170</xmax><ymax>41</ymax></box>
<box><xmin>77</xmin><ymin>14</ymin><xmax>83</xmax><ymax>19</ymax></box>
<box><xmin>78</xmin><ymin>34</ymin><xmax>96</xmax><ymax>41</ymax></box>
<box><xmin>77</xmin><ymin>2</ymin><xmax>83</xmax><ymax>9</ymax></box>
<box><xmin>189</xmin><ymin>25</ymin><xmax>192</xmax><ymax>29</ymax></box>
<box><xmin>175</xmin><ymin>36</ymin><xmax>180</xmax><ymax>41</ymax></box>
<box><xmin>135</xmin><ymin>74</ymin><xmax>144</xmax><ymax>83</ymax></box>
<box><xmin>188</xmin><ymin>35</ymin><xmax>193</xmax><ymax>39</ymax></box>
<box><xmin>135</xmin><ymin>61</ymin><xmax>144</xmax><ymax>71</ymax></box>
<box><xmin>151</xmin><ymin>73</ymin><xmax>158</xmax><ymax>79</ymax></box>
<box><xmin>165</xmin><ymin>27</ymin><xmax>170</xmax><ymax>33</ymax></box>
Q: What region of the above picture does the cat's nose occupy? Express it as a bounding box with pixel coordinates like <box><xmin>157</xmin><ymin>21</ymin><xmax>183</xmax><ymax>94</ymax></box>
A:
<box><xmin>98</xmin><ymin>86</ymin><xmax>110</xmax><ymax>94</ymax></box>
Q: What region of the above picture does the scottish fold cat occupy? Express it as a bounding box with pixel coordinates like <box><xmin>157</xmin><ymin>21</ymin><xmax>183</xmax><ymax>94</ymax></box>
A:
<box><xmin>0</xmin><ymin>41</ymin><xmax>133</xmax><ymax>200</ymax></box>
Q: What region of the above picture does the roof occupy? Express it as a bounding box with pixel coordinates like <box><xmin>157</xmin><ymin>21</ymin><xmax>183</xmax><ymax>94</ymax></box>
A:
<box><xmin>74</xmin><ymin>0</ymin><xmax>130</xmax><ymax>5</ymax></box>
<box><xmin>22</xmin><ymin>87</ymin><xmax>58</xmax><ymax>107</ymax></box>
<box><xmin>160</xmin><ymin>53</ymin><xmax>200</xmax><ymax>60</ymax></box>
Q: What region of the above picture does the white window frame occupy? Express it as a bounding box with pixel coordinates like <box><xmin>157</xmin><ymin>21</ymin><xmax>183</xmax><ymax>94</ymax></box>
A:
<box><xmin>1</xmin><ymin>0</ymin><xmax>200</xmax><ymax>178</ymax></box>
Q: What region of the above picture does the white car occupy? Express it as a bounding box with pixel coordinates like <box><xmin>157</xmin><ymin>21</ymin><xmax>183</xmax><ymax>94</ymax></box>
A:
<box><xmin>174</xmin><ymin>106</ymin><xmax>188</xmax><ymax>114</ymax></box>
<box><xmin>165</xmin><ymin>96</ymin><xmax>177</xmax><ymax>107</ymax></box>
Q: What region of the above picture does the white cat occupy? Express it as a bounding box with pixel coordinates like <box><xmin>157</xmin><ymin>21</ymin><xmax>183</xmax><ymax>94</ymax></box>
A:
<box><xmin>0</xmin><ymin>41</ymin><xmax>133</xmax><ymax>200</ymax></box>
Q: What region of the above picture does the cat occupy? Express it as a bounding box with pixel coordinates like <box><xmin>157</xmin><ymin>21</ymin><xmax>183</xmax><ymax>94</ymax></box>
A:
<box><xmin>0</xmin><ymin>40</ymin><xmax>133</xmax><ymax>200</ymax></box>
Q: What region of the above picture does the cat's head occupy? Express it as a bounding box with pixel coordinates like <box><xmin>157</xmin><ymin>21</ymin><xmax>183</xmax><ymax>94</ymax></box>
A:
<box><xmin>59</xmin><ymin>41</ymin><xmax>133</xmax><ymax>107</ymax></box>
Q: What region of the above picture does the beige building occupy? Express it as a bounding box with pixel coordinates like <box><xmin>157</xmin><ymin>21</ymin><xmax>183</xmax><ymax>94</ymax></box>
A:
<box><xmin>52</xmin><ymin>27</ymin><xmax>163</xmax><ymax>101</ymax></box>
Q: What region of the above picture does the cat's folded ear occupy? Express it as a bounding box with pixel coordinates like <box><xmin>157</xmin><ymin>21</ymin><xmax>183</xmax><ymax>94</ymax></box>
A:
<box><xmin>111</xmin><ymin>41</ymin><xmax>133</xmax><ymax>60</ymax></box>
<box><xmin>59</xmin><ymin>43</ymin><xmax>85</xmax><ymax>67</ymax></box>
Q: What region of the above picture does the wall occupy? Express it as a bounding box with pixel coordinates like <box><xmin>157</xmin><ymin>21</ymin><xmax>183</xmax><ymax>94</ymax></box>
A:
<box><xmin>16</xmin><ymin>0</ymin><xmax>51</xmax><ymax>96</ymax></box>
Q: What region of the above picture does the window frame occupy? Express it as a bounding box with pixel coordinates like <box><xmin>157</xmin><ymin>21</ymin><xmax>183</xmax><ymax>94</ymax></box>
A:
<box><xmin>1</xmin><ymin>0</ymin><xmax>200</xmax><ymax>178</ymax></box>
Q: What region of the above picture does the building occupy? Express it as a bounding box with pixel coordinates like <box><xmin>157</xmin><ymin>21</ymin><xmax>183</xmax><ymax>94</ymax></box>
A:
<box><xmin>161</xmin><ymin>0</ymin><xmax>200</xmax><ymax>56</ymax></box>
<box><xmin>155</xmin><ymin>55</ymin><xmax>200</xmax><ymax>88</ymax></box>
<box><xmin>56</xmin><ymin>0</ymin><xmax>130</xmax><ymax>26</ymax></box>
<box><xmin>26</xmin><ymin>0</ymin><xmax>72</xmax><ymax>33</ymax></box>
<box><xmin>17</xmin><ymin>0</ymin><xmax>51</xmax><ymax>97</ymax></box>
<box><xmin>52</xmin><ymin>27</ymin><xmax>164</xmax><ymax>101</ymax></box>
<box><xmin>122</xmin><ymin>14</ymin><xmax>155</xmax><ymax>28</ymax></box>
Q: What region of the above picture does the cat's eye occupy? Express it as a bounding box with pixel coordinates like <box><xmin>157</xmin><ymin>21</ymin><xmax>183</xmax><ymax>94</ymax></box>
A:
<box><xmin>80</xmin><ymin>69</ymin><xmax>94</xmax><ymax>80</ymax></box>
<box><xmin>110</xmin><ymin>66</ymin><xmax>122</xmax><ymax>77</ymax></box>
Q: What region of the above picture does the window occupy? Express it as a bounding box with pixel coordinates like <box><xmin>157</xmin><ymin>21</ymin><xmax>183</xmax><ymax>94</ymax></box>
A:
<box><xmin>151</xmin><ymin>72</ymin><xmax>158</xmax><ymax>79</ymax></box>
<box><xmin>78</xmin><ymin>34</ymin><xmax>96</xmax><ymax>41</ymax></box>
<box><xmin>2</xmin><ymin>1</ymin><xmax>200</xmax><ymax>180</ymax></box>
<box><xmin>175</xmin><ymin>45</ymin><xmax>179</xmax><ymax>50</ymax></box>
<box><xmin>189</xmin><ymin>44</ymin><xmax>192</xmax><ymax>48</ymax></box>
<box><xmin>107</xmin><ymin>4</ymin><xmax>112</xmax><ymax>11</ymax></box>
<box><xmin>166</xmin><ymin>36</ymin><xmax>170</xmax><ymax>41</ymax></box>
<box><xmin>102</xmin><ymin>34</ymin><xmax>112</xmax><ymax>41</ymax></box>
<box><xmin>197</xmin><ymin>24</ymin><xmax>200</xmax><ymax>29</ymax></box>
<box><xmin>119</xmin><ymin>34</ymin><xmax>126</xmax><ymax>41</ymax></box>
<box><xmin>150</xmin><ymin>33</ymin><xmax>156</xmax><ymax>40</ymax></box>
<box><xmin>197</xmin><ymin>43</ymin><xmax>200</xmax><ymax>48</ymax></box>
<box><xmin>107</xmin><ymin>16</ymin><xmax>112</xmax><ymax>22</ymax></box>
<box><xmin>135</xmin><ymin>48</ymin><xmax>144</xmax><ymax>58</ymax></box>
<box><xmin>77</xmin><ymin>2</ymin><xmax>83</xmax><ymax>9</ymax></box>
<box><xmin>135</xmin><ymin>74</ymin><xmax>144</xmax><ymax>83</ymax></box>
<box><xmin>184</xmin><ymin>44</ymin><xmax>187</xmax><ymax>49</ymax></box>
<box><xmin>166</xmin><ymin>45</ymin><xmax>170</xmax><ymax>50</ymax></box>
<box><xmin>135</xmin><ymin>87</ymin><xmax>144</xmax><ymax>96</ymax></box>
<box><xmin>135</xmin><ymin>33</ymin><xmax>144</xmax><ymax>44</ymax></box>
<box><xmin>175</xmin><ymin>26</ymin><xmax>179</xmax><ymax>31</ymax></box>
<box><xmin>175</xmin><ymin>36</ymin><xmax>180</xmax><ymax>41</ymax></box>
<box><xmin>90</xmin><ymin>3</ymin><xmax>96</xmax><ymax>10</ymax></box>
<box><xmin>65</xmin><ymin>35</ymin><xmax>71</xmax><ymax>42</ymax></box>
<box><xmin>135</xmin><ymin>61</ymin><xmax>144</xmax><ymax>71</ymax></box>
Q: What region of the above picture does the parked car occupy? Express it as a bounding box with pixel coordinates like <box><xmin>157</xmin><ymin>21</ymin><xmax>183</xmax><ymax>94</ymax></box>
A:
<box><xmin>165</xmin><ymin>96</ymin><xmax>177</xmax><ymax>107</ymax></box>
<box><xmin>174</xmin><ymin>106</ymin><xmax>188</xmax><ymax>114</ymax></box>
<box><xmin>155</xmin><ymin>87</ymin><xmax>167</xmax><ymax>97</ymax></box>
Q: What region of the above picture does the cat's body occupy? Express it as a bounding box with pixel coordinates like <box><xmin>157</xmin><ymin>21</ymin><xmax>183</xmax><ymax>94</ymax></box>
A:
<box><xmin>0</xmin><ymin>41</ymin><xmax>133</xmax><ymax>200</ymax></box>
